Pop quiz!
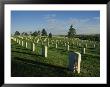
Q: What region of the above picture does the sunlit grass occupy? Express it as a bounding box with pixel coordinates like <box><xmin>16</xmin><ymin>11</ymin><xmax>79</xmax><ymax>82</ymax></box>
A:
<box><xmin>11</xmin><ymin>39</ymin><xmax>100</xmax><ymax>77</ymax></box>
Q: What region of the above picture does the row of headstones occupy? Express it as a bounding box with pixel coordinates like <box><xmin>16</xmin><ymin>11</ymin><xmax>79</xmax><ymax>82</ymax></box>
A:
<box><xmin>49</xmin><ymin>38</ymin><xmax>97</xmax><ymax>48</ymax></box>
<box><xmin>19</xmin><ymin>35</ymin><xmax>96</xmax><ymax>48</ymax></box>
<box><xmin>12</xmin><ymin>37</ymin><xmax>47</xmax><ymax>57</ymax></box>
<box><xmin>27</xmin><ymin>38</ymin><xmax>86</xmax><ymax>54</ymax></box>
<box><xmin>18</xmin><ymin>35</ymin><xmax>97</xmax><ymax>49</ymax></box>
<box><xmin>12</xmin><ymin>37</ymin><xmax>82</xmax><ymax>73</ymax></box>
<box><xmin>43</xmin><ymin>39</ymin><xmax>93</xmax><ymax>48</ymax></box>
<box><xmin>43</xmin><ymin>39</ymin><xmax>96</xmax><ymax>49</ymax></box>
<box><xmin>27</xmin><ymin>38</ymin><xmax>87</xmax><ymax>50</ymax></box>
<box><xmin>13</xmin><ymin>36</ymin><xmax>87</xmax><ymax>55</ymax></box>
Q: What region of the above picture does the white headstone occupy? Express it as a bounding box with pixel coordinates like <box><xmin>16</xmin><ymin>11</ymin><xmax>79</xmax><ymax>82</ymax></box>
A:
<box><xmin>72</xmin><ymin>42</ymin><xmax>74</xmax><ymax>45</ymax></box>
<box><xmin>22</xmin><ymin>41</ymin><xmax>24</xmax><ymax>46</ymax></box>
<box><xmin>33</xmin><ymin>43</ymin><xmax>35</xmax><ymax>51</ymax></box>
<box><xmin>93</xmin><ymin>44</ymin><xmax>95</xmax><ymax>48</ymax></box>
<box><xmin>68</xmin><ymin>52</ymin><xmax>81</xmax><ymax>73</ymax></box>
<box><xmin>44</xmin><ymin>38</ymin><xmax>47</xmax><ymax>42</ymax></box>
<box><xmin>65</xmin><ymin>43</ymin><xmax>66</xmax><ymax>46</ymax></box>
<box><xmin>15</xmin><ymin>38</ymin><xmax>16</xmax><ymax>41</ymax></box>
<box><xmin>19</xmin><ymin>40</ymin><xmax>20</xmax><ymax>45</ymax></box>
<box><xmin>67</xmin><ymin>45</ymin><xmax>69</xmax><ymax>51</ymax></box>
<box><xmin>20</xmin><ymin>40</ymin><xmax>22</xmax><ymax>45</ymax></box>
<box><xmin>79</xmin><ymin>43</ymin><xmax>81</xmax><ymax>47</ymax></box>
<box><xmin>17</xmin><ymin>39</ymin><xmax>19</xmax><ymax>43</ymax></box>
<box><xmin>55</xmin><ymin>43</ymin><xmax>58</xmax><ymax>48</ymax></box>
<box><xmin>11</xmin><ymin>37</ymin><xmax>13</xmax><ymax>40</ymax></box>
<box><xmin>83</xmin><ymin>48</ymin><xmax>85</xmax><ymax>54</ymax></box>
<box><xmin>75</xmin><ymin>52</ymin><xmax>81</xmax><ymax>73</ymax></box>
<box><xmin>26</xmin><ymin>42</ymin><xmax>28</xmax><ymax>48</ymax></box>
<box><xmin>42</xmin><ymin>45</ymin><xmax>47</xmax><ymax>57</ymax></box>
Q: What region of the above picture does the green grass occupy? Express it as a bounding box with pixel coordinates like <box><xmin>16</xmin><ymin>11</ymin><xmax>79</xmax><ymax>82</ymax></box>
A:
<box><xmin>11</xmin><ymin>39</ymin><xmax>100</xmax><ymax>77</ymax></box>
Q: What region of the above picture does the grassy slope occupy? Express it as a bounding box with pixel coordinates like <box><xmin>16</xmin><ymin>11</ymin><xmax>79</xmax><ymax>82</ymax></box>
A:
<box><xmin>11</xmin><ymin>40</ymin><xmax>100</xmax><ymax>77</ymax></box>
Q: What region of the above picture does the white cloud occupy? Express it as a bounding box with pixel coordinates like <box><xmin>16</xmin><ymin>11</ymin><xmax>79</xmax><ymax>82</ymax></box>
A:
<box><xmin>44</xmin><ymin>14</ymin><xmax>56</xmax><ymax>20</ymax></box>
<box><xmin>65</xmin><ymin>18</ymin><xmax>99</xmax><ymax>34</ymax></box>
<box><xmin>93</xmin><ymin>17</ymin><xmax>100</xmax><ymax>20</ymax></box>
<box><xmin>41</xmin><ymin>14</ymin><xmax>100</xmax><ymax>35</ymax></box>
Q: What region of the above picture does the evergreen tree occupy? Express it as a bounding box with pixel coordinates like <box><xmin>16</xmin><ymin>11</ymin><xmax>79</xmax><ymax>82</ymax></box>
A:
<box><xmin>24</xmin><ymin>32</ymin><xmax>28</xmax><ymax>36</ymax></box>
<box><xmin>48</xmin><ymin>32</ymin><xmax>52</xmax><ymax>38</ymax></box>
<box><xmin>14</xmin><ymin>31</ymin><xmax>20</xmax><ymax>36</ymax></box>
<box><xmin>41</xmin><ymin>29</ymin><xmax>47</xmax><ymax>36</ymax></box>
<box><xmin>37</xmin><ymin>30</ymin><xmax>41</xmax><ymax>36</ymax></box>
<box><xmin>21</xmin><ymin>32</ymin><xmax>28</xmax><ymax>36</ymax></box>
<box><xmin>32</xmin><ymin>31</ymin><xmax>38</xmax><ymax>36</ymax></box>
<box><xmin>68</xmin><ymin>25</ymin><xmax>76</xmax><ymax>38</ymax></box>
<box><xmin>21</xmin><ymin>32</ymin><xmax>25</xmax><ymax>36</ymax></box>
<box><xmin>29</xmin><ymin>31</ymin><xmax>32</xmax><ymax>36</ymax></box>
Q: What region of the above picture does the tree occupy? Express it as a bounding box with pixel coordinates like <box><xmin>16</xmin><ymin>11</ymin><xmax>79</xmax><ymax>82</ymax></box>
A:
<box><xmin>48</xmin><ymin>32</ymin><xmax>52</xmax><ymax>38</ymax></box>
<box><xmin>21</xmin><ymin>32</ymin><xmax>28</xmax><ymax>36</ymax></box>
<box><xmin>37</xmin><ymin>30</ymin><xmax>41</xmax><ymax>36</ymax></box>
<box><xmin>14</xmin><ymin>31</ymin><xmax>20</xmax><ymax>36</ymax></box>
<box><xmin>67</xmin><ymin>25</ymin><xmax>76</xmax><ymax>38</ymax></box>
<box><xmin>41</xmin><ymin>29</ymin><xmax>47</xmax><ymax>36</ymax></box>
<box><xmin>32</xmin><ymin>31</ymin><xmax>38</xmax><ymax>36</ymax></box>
<box><xmin>24</xmin><ymin>32</ymin><xmax>28</xmax><ymax>36</ymax></box>
<box><xmin>21</xmin><ymin>32</ymin><xmax>24</xmax><ymax>36</ymax></box>
<box><xmin>29</xmin><ymin>31</ymin><xmax>32</xmax><ymax>36</ymax></box>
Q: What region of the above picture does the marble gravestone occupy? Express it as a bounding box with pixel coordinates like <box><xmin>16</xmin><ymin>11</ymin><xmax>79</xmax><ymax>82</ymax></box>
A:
<box><xmin>69</xmin><ymin>51</ymin><xmax>81</xmax><ymax>73</ymax></box>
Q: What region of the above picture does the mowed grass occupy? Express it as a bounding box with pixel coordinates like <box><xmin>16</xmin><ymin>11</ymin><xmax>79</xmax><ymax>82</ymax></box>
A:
<box><xmin>11</xmin><ymin>40</ymin><xmax>100</xmax><ymax>77</ymax></box>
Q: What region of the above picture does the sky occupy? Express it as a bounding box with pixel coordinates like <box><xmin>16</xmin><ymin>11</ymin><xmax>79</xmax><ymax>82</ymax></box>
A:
<box><xmin>11</xmin><ymin>11</ymin><xmax>100</xmax><ymax>35</ymax></box>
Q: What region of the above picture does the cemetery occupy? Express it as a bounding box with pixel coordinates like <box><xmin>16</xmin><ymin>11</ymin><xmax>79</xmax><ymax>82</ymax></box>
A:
<box><xmin>11</xmin><ymin>25</ymin><xmax>100</xmax><ymax>77</ymax></box>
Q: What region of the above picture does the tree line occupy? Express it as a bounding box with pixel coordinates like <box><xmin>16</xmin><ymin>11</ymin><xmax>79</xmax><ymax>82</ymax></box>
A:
<box><xmin>14</xmin><ymin>25</ymin><xmax>99</xmax><ymax>41</ymax></box>
<box><xmin>75</xmin><ymin>34</ymin><xmax>100</xmax><ymax>41</ymax></box>
<box><xmin>14</xmin><ymin>25</ymin><xmax>76</xmax><ymax>38</ymax></box>
<box><xmin>14</xmin><ymin>28</ymin><xmax>52</xmax><ymax>38</ymax></box>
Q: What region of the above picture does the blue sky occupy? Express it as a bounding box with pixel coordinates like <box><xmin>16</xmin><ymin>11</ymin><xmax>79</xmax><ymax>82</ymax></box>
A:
<box><xmin>11</xmin><ymin>11</ymin><xmax>100</xmax><ymax>35</ymax></box>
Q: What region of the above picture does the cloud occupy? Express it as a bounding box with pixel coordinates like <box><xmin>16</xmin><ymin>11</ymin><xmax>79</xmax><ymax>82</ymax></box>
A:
<box><xmin>93</xmin><ymin>17</ymin><xmax>100</xmax><ymax>20</ymax></box>
<box><xmin>44</xmin><ymin>14</ymin><xmax>56</xmax><ymax>20</ymax></box>
<box><xmin>67</xmin><ymin>18</ymin><xmax>100</xmax><ymax>34</ymax></box>
<box><xmin>41</xmin><ymin>14</ymin><xmax>100</xmax><ymax>35</ymax></box>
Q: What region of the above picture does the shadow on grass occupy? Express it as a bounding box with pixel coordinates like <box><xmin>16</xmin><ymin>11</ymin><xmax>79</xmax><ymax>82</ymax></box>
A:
<box><xmin>12</xmin><ymin>50</ymin><xmax>36</xmax><ymax>56</ymax></box>
<box><xmin>13</xmin><ymin>47</ymin><xmax>32</xmax><ymax>51</ymax></box>
<box><xmin>14</xmin><ymin>56</ymin><xmax>68</xmax><ymax>70</ymax></box>
<box><xmin>11</xmin><ymin>56</ymin><xmax>72</xmax><ymax>77</ymax></box>
<box><xmin>11</xmin><ymin>43</ymin><xmax>33</xmax><ymax>54</ymax></box>
<box><xmin>11</xmin><ymin>40</ymin><xmax>79</xmax><ymax>77</ymax></box>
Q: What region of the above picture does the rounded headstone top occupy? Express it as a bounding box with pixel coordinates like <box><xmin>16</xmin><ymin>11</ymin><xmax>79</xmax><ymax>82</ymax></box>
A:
<box><xmin>75</xmin><ymin>52</ymin><xmax>81</xmax><ymax>55</ymax></box>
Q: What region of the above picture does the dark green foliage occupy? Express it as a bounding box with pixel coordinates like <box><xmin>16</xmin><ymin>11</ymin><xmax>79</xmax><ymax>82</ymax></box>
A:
<box><xmin>68</xmin><ymin>25</ymin><xmax>76</xmax><ymax>38</ymax></box>
<box><xmin>31</xmin><ymin>31</ymin><xmax>38</xmax><ymax>36</ymax></box>
<box><xmin>22</xmin><ymin>32</ymin><xmax>28</xmax><ymax>36</ymax></box>
<box><xmin>48</xmin><ymin>32</ymin><xmax>52</xmax><ymax>38</ymax></box>
<box><xmin>14</xmin><ymin>31</ymin><xmax>20</xmax><ymax>36</ymax></box>
<box><xmin>76</xmin><ymin>34</ymin><xmax>100</xmax><ymax>41</ymax></box>
<box><xmin>41</xmin><ymin>29</ymin><xmax>47</xmax><ymax>36</ymax></box>
<box><xmin>29</xmin><ymin>32</ymin><xmax>32</xmax><ymax>35</ymax></box>
<box><xmin>37</xmin><ymin>30</ymin><xmax>41</xmax><ymax>36</ymax></box>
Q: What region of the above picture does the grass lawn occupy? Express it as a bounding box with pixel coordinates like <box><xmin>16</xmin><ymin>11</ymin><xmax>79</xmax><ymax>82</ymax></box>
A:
<box><xmin>11</xmin><ymin>39</ymin><xmax>100</xmax><ymax>77</ymax></box>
